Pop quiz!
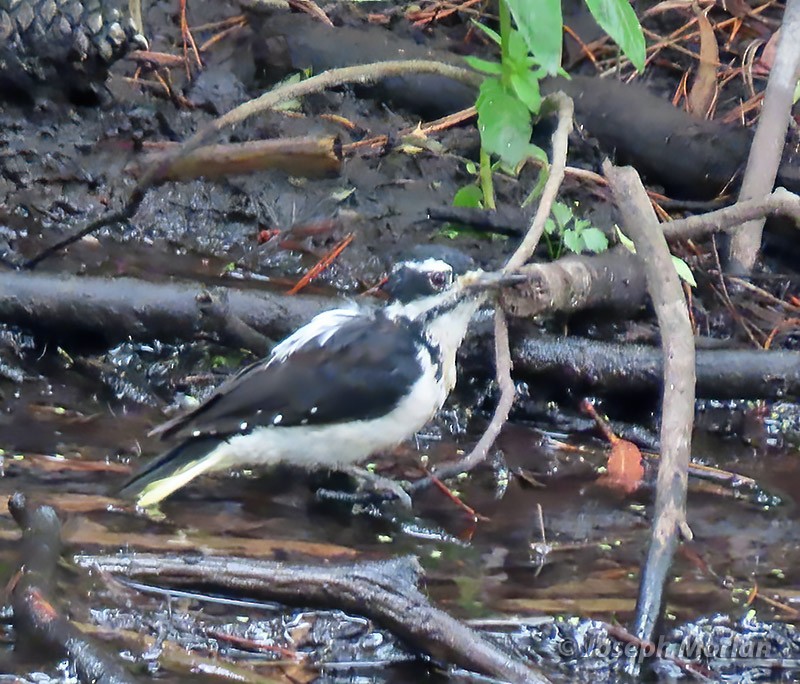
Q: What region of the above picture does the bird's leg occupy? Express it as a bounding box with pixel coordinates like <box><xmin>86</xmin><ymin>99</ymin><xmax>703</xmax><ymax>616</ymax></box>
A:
<box><xmin>339</xmin><ymin>466</ymin><xmax>413</xmax><ymax>508</ymax></box>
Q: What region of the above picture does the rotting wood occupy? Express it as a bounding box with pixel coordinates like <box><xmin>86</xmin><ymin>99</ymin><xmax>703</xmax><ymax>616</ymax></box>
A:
<box><xmin>501</xmin><ymin>246</ymin><xmax>647</xmax><ymax>319</ymax></box>
<box><xmin>128</xmin><ymin>136</ymin><xmax>343</xmax><ymax>181</ymax></box>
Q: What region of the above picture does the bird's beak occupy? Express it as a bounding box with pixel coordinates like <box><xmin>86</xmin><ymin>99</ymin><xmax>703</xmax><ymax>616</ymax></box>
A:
<box><xmin>460</xmin><ymin>269</ymin><xmax>528</xmax><ymax>292</ymax></box>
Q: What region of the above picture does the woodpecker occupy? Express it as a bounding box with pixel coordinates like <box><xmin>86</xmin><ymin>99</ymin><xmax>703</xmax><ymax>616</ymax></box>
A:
<box><xmin>119</xmin><ymin>256</ymin><xmax>518</xmax><ymax>508</ymax></box>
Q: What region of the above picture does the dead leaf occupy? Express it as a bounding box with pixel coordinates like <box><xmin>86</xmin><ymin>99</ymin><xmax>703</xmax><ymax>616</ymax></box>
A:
<box><xmin>601</xmin><ymin>439</ymin><xmax>644</xmax><ymax>494</ymax></box>
<box><xmin>688</xmin><ymin>3</ymin><xmax>719</xmax><ymax>117</ymax></box>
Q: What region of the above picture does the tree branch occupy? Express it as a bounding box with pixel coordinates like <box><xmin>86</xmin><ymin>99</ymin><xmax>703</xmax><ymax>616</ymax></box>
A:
<box><xmin>603</xmin><ymin>161</ymin><xmax>696</xmax><ymax>647</ymax></box>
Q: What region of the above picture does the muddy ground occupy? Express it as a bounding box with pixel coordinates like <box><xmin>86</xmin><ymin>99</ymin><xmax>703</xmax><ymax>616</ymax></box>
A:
<box><xmin>0</xmin><ymin>1</ymin><xmax>799</xmax><ymax>682</ymax></box>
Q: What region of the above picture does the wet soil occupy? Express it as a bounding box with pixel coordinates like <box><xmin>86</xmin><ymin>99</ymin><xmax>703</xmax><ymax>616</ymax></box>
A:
<box><xmin>0</xmin><ymin>1</ymin><xmax>799</xmax><ymax>682</ymax></box>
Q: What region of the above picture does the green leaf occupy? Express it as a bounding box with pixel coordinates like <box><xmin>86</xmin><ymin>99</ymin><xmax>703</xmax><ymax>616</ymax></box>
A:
<box><xmin>615</xmin><ymin>225</ymin><xmax>636</xmax><ymax>252</ymax></box>
<box><xmin>465</xmin><ymin>160</ymin><xmax>478</xmax><ymax>175</ymax></box>
<box><xmin>453</xmin><ymin>184</ymin><xmax>484</xmax><ymax>208</ymax></box>
<box><xmin>582</xmin><ymin>227</ymin><xmax>609</xmax><ymax>253</ymax></box>
<box><xmin>551</xmin><ymin>201</ymin><xmax>573</xmax><ymax>228</ymax></box>
<box><xmin>616</xmin><ymin>225</ymin><xmax>695</xmax><ymax>284</ymax></box>
<box><xmin>510</xmin><ymin>71</ymin><xmax>541</xmax><ymax>113</ymax></box>
<box><xmin>504</xmin><ymin>0</ymin><xmax>563</xmax><ymax>75</ymax></box>
<box><xmin>544</xmin><ymin>217</ymin><xmax>557</xmax><ymax>235</ymax></box>
<box><xmin>528</xmin><ymin>144</ymin><xmax>548</xmax><ymax>165</ymax></box>
<box><xmin>272</xmin><ymin>72</ymin><xmax>305</xmax><ymax>111</ymax></box>
<box><xmin>476</xmin><ymin>76</ymin><xmax>502</xmax><ymax>108</ymax></box>
<box><xmin>476</xmin><ymin>78</ymin><xmax>532</xmax><ymax>168</ymax></box>
<box><xmin>507</xmin><ymin>28</ymin><xmax>532</xmax><ymax>66</ymax></box>
<box><xmin>464</xmin><ymin>55</ymin><xmax>503</xmax><ymax>75</ymax></box>
<box><xmin>562</xmin><ymin>229</ymin><xmax>584</xmax><ymax>254</ymax></box>
<box><xmin>471</xmin><ymin>19</ymin><xmax>501</xmax><ymax>46</ymax></box>
<box><xmin>672</xmin><ymin>256</ymin><xmax>697</xmax><ymax>287</ymax></box>
<box><xmin>584</xmin><ymin>0</ymin><xmax>646</xmax><ymax>72</ymax></box>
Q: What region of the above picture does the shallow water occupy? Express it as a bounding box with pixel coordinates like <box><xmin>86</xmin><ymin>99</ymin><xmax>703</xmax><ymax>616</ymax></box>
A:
<box><xmin>1</xmin><ymin>339</ymin><xmax>799</xmax><ymax>683</ymax></box>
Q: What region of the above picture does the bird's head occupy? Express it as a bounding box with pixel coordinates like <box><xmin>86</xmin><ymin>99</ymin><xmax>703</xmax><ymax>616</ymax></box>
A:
<box><xmin>382</xmin><ymin>253</ymin><xmax>523</xmax><ymax>324</ymax></box>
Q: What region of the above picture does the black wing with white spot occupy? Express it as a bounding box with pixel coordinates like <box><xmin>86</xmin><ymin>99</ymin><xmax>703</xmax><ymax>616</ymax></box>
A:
<box><xmin>151</xmin><ymin>310</ymin><xmax>429</xmax><ymax>441</ymax></box>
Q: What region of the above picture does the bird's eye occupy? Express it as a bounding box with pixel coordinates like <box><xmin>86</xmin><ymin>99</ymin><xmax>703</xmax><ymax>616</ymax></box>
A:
<box><xmin>429</xmin><ymin>271</ymin><xmax>450</xmax><ymax>289</ymax></box>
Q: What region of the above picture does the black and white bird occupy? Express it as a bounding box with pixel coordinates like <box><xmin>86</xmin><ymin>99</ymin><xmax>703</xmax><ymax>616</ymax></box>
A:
<box><xmin>119</xmin><ymin>256</ymin><xmax>516</xmax><ymax>508</ymax></box>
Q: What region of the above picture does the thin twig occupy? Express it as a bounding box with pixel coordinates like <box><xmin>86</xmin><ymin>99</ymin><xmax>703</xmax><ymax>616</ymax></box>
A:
<box><xmin>430</xmin><ymin>308</ymin><xmax>514</xmax><ymax>480</ymax></box>
<box><xmin>287</xmin><ymin>233</ymin><xmax>354</xmax><ymax>295</ymax></box>
<box><xmin>134</xmin><ymin>60</ymin><xmax>481</xmax><ymax>195</ymax></box>
<box><xmin>662</xmin><ymin>187</ymin><xmax>800</xmax><ymax>240</ymax></box>
<box><xmin>23</xmin><ymin>207</ymin><xmax>134</xmax><ymax>270</ymax></box>
<box><xmin>424</xmin><ymin>93</ymin><xmax>575</xmax><ymax>482</ymax></box>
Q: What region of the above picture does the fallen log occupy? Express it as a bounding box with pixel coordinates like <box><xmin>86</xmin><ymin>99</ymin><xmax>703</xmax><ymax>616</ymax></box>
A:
<box><xmin>512</xmin><ymin>334</ymin><xmax>800</xmax><ymax>400</ymax></box>
<box><xmin>0</xmin><ymin>249</ymin><xmax>649</xmax><ymax>351</ymax></box>
<box><xmin>2</xmin><ymin>271</ymin><xmax>799</xmax><ymax>400</ymax></box>
<box><xmin>75</xmin><ymin>552</ymin><xmax>551</xmax><ymax>683</ymax></box>
<box><xmin>0</xmin><ymin>271</ymin><xmax>330</xmax><ymax>348</ymax></box>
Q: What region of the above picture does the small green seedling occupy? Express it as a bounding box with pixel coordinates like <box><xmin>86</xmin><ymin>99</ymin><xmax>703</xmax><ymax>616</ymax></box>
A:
<box><xmin>454</xmin><ymin>0</ymin><xmax>647</xmax><ymax>225</ymax></box>
<box><xmin>544</xmin><ymin>200</ymin><xmax>609</xmax><ymax>258</ymax></box>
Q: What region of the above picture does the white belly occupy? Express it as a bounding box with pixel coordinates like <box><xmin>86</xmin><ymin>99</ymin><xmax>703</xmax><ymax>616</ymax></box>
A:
<box><xmin>216</xmin><ymin>348</ymin><xmax>448</xmax><ymax>471</ymax></box>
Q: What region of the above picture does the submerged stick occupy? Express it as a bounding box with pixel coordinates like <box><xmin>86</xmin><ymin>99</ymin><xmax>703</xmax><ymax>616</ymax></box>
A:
<box><xmin>8</xmin><ymin>493</ymin><xmax>136</xmax><ymax>684</ymax></box>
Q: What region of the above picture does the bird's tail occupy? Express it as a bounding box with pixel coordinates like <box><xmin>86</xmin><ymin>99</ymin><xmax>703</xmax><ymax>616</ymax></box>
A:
<box><xmin>118</xmin><ymin>436</ymin><xmax>229</xmax><ymax>508</ymax></box>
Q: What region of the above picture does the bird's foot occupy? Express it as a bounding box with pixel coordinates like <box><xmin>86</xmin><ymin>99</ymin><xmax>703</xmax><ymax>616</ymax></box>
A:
<box><xmin>328</xmin><ymin>466</ymin><xmax>413</xmax><ymax>508</ymax></box>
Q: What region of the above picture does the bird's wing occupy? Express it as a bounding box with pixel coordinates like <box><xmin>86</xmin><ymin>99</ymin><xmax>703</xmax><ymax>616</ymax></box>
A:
<box><xmin>151</xmin><ymin>310</ymin><xmax>429</xmax><ymax>441</ymax></box>
<box><xmin>148</xmin><ymin>308</ymin><xmax>364</xmax><ymax>439</ymax></box>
